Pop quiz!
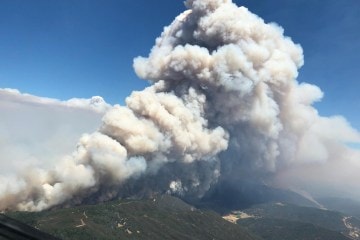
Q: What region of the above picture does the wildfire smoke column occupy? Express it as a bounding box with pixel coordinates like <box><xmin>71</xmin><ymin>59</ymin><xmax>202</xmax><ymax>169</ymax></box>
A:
<box><xmin>1</xmin><ymin>0</ymin><xmax>359</xmax><ymax>211</ymax></box>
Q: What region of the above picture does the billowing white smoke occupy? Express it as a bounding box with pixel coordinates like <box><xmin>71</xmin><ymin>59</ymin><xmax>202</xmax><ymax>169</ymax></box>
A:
<box><xmin>1</xmin><ymin>0</ymin><xmax>360</xmax><ymax>211</ymax></box>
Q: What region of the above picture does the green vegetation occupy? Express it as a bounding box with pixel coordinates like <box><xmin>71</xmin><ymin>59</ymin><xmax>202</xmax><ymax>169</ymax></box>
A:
<box><xmin>236</xmin><ymin>202</ymin><xmax>358</xmax><ymax>240</ymax></box>
<box><xmin>7</xmin><ymin>195</ymin><xmax>261</xmax><ymax>240</ymax></box>
<box><xmin>238</xmin><ymin>218</ymin><xmax>349</xmax><ymax>240</ymax></box>
<box><xmin>241</xmin><ymin>202</ymin><xmax>348</xmax><ymax>231</ymax></box>
<box><xmin>6</xmin><ymin>196</ymin><xmax>359</xmax><ymax>240</ymax></box>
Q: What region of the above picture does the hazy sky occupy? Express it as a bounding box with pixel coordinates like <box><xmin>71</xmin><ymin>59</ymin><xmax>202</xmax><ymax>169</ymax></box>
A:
<box><xmin>0</xmin><ymin>0</ymin><xmax>359</xmax><ymax>129</ymax></box>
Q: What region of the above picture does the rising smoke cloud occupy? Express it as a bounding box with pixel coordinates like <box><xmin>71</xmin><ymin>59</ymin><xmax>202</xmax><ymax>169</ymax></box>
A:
<box><xmin>0</xmin><ymin>88</ymin><xmax>110</xmax><ymax>174</ymax></box>
<box><xmin>1</xmin><ymin>0</ymin><xmax>360</xmax><ymax>211</ymax></box>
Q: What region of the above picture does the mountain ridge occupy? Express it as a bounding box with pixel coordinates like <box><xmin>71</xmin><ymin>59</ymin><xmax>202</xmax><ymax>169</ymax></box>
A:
<box><xmin>6</xmin><ymin>195</ymin><xmax>261</xmax><ymax>240</ymax></box>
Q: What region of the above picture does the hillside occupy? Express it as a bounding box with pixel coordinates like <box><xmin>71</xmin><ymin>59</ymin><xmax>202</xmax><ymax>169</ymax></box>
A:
<box><xmin>233</xmin><ymin>202</ymin><xmax>359</xmax><ymax>240</ymax></box>
<box><xmin>5</xmin><ymin>195</ymin><xmax>360</xmax><ymax>240</ymax></box>
<box><xmin>6</xmin><ymin>195</ymin><xmax>261</xmax><ymax>240</ymax></box>
<box><xmin>197</xmin><ymin>182</ymin><xmax>320</xmax><ymax>213</ymax></box>
<box><xmin>317</xmin><ymin>197</ymin><xmax>360</xmax><ymax>219</ymax></box>
<box><xmin>238</xmin><ymin>218</ymin><xmax>350</xmax><ymax>240</ymax></box>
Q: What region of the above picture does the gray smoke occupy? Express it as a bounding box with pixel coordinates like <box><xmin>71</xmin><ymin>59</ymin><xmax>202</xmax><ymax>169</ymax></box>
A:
<box><xmin>1</xmin><ymin>0</ymin><xmax>360</xmax><ymax>211</ymax></box>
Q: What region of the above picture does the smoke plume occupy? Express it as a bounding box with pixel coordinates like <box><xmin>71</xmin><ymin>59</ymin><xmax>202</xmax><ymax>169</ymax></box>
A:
<box><xmin>1</xmin><ymin>0</ymin><xmax>360</xmax><ymax>211</ymax></box>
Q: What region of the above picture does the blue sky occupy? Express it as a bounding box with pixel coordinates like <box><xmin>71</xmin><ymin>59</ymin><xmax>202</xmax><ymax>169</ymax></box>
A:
<box><xmin>0</xmin><ymin>0</ymin><xmax>359</xmax><ymax>129</ymax></box>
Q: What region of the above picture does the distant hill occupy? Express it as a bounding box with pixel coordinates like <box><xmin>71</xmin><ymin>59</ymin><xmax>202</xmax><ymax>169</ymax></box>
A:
<box><xmin>197</xmin><ymin>182</ymin><xmax>320</xmax><ymax>213</ymax></box>
<box><xmin>234</xmin><ymin>202</ymin><xmax>359</xmax><ymax>240</ymax></box>
<box><xmin>6</xmin><ymin>194</ymin><xmax>360</xmax><ymax>240</ymax></box>
<box><xmin>238</xmin><ymin>218</ymin><xmax>350</xmax><ymax>240</ymax></box>
<box><xmin>317</xmin><ymin>197</ymin><xmax>360</xmax><ymax>218</ymax></box>
<box><xmin>6</xmin><ymin>195</ymin><xmax>261</xmax><ymax>240</ymax></box>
